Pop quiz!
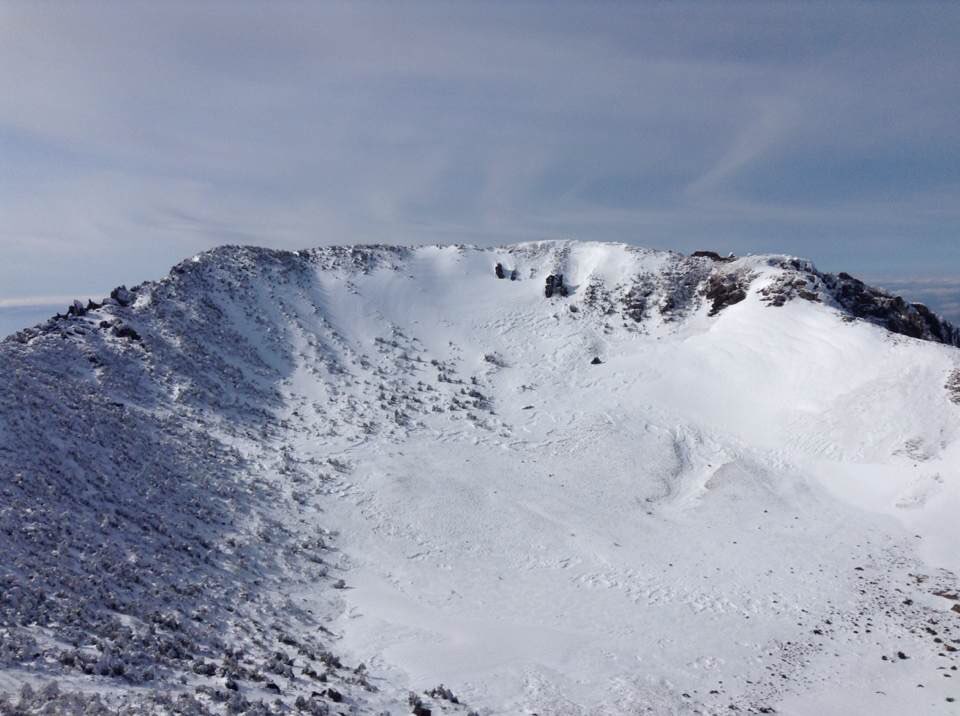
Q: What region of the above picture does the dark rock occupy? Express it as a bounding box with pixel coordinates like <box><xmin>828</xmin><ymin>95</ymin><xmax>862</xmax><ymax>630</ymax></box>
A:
<box><xmin>756</xmin><ymin>262</ymin><xmax>960</xmax><ymax>346</ymax></box>
<box><xmin>426</xmin><ymin>684</ymin><xmax>459</xmax><ymax>703</ymax></box>
<box><xmin>691</xmin><ymin>250</ymin><xmax>735</xmax><ymax>263</ymax></box>
<box><xmin>296</xmin><ymin>695</ymin><xmax>330</xmax><ymax>714</ymax></box>
<box><xmin>545</xmin><ymin>273</ymin><xmax>567</xmax><ymax>298</ymax></box>
<box><xmin>583</xmin><ymin>278</ymin><xmax>616</xmax><ymax>315</ymax></box>
<box><xmin>545</xmin><ymin>274</ymin><xmax>557</xmax><ymax>298</ymax></box>
<box><xmin>622</xmin><ymin>279</ymin><xmax>655</xmax><ymax>322</ymax></box>
<box><xmin>702</xmin><ymin>272</ymin><xmax>752</xmax><ymax>316</ymax></box>
<box><xmin>914</xmin><ymin>303</ymin><xmax>948</xmax><ymax>342</ymax></box>
<box><xmin>325</xmin><ymin>688</ymin><xmax>343</xmax><ymax>702</ymax></box>
<box><xmin>319</xmin><ymin>650</ymin><xmax>342</xmax><ymax>668</ymax></box>
<box><xmin>824</xmin><ymin>271</ymin><xmax>960</xmax><ymax>346</ymax></box>
<box><xmin>408</xmin><ymin>692</ymin><xmax>426</xmax><ymax>710</ymax></box>
<box><xmin>659</xmin><ymin>263</ymin><xmax>714</xmax><ymax>321</ymax></box>
<box><xmin>192</xmin><ymin>660</ymin><xmax>217</xmax><ymax>676</ymax></box>
<box><xmin>495</xmin><ymin>263</ymin><xmax>505</xmax><ymax>279</ymax></box>
<box><xmin>66</xmin><ymin>300</ymin><xmax>87</xmax><ymax>318</ymax></box>
<box><xmin>110</xmin><ymin>285</ymin><xmax>134</xmax><ymax>307</ymax></box>
<box><xmin>111</xmin><ymin>324</ymin><xmax>142</xmax><ymax>342</ymax></box>
<box><xmin>265</xmin><ymin>681</ymin><xmax>281</xmax><ymax>694</ymax></box>
<box><xmin>591</xmin><ymin>357</ymin><xmax>603</xmax><ymax>365</ymax></box>
<box><xmin>482</xmin><ymin>352</ymin><xmax>507</xmax><ymax>367</ymax></box>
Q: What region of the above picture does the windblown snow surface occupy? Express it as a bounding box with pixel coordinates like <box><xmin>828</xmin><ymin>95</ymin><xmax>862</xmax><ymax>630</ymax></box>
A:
<box><xmin>2</xmin><ymin>241</ymin><xmax>960</xmax><ymax>715</ymax></box>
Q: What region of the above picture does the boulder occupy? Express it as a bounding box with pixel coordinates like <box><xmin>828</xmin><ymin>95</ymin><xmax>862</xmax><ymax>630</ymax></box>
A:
<box><xmin>110</xmin><ymin>286</ymin><xmax>134</xmax><ymax>307</ymax></box>
<box><xmin>111</xmin><ymin>325</ymin><xmax>142</xmax><ymax>342</ymax></box>
<box><xmin>67</xmin><ymin>300</ymin><xmax>87</xmax><ymax>318</ymax></box>
<box><xmin>545</xmin><ymin>273</ymin><xmax>567</xmax><ymax>298</ymax></box>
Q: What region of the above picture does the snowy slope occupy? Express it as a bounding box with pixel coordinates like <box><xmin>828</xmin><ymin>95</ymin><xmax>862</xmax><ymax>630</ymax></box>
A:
<box><xmin>1</xmin><ymin>241</ymin><xmax>959</xmax><ymax>714</ymax></box>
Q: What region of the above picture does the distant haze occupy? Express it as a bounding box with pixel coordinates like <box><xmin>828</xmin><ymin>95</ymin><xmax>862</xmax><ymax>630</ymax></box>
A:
<box><xmin>0</xmin><ymin>305</ymin><xmax>58</xmax><ymax>338</ymax></box>
<box><xmin>1</xmin><ymin>2</ymin><xmax>958</xmax><ymax>318</ymax></box>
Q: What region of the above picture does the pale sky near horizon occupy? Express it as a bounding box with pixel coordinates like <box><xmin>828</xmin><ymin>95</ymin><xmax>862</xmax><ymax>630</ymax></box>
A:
<box><xmin>2</xmin><ymin>1</ymin><xmax>959</xmax><ymax>334</ymax></box>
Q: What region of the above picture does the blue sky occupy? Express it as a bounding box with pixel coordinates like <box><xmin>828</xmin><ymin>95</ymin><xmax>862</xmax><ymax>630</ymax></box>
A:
<box><xmin>1</xmin><ymin>1</ymin><xmax>959</xmax><ymax>334</ymax></box>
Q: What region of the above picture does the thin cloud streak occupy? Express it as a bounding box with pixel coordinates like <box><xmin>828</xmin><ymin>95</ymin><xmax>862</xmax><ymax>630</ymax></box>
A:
<box><xmin>1</xmin><ymin>2</ymin><xmax>958</xmax><ymax>301</ymax></box>
<box><xmin>0</xmin><ymin>296</ymin><xmax>96</xmax><ymax>309</ymax></box>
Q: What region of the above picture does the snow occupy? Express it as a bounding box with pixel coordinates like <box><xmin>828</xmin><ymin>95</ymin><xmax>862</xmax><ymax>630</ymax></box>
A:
<box><xmin>1</xmin><ymin>241</ymin><xmax>958</xmax><ymax>714</ymax></box>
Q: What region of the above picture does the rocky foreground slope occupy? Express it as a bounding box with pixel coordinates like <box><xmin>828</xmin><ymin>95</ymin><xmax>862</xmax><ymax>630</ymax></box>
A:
<box><xmin>1</xmin><ymin>241</ymin><xmax>959</xmax><ymax>714</ymax></box>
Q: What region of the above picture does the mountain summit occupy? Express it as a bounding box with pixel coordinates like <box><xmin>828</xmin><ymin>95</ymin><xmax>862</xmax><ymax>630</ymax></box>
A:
<box><xmin>2</xmin><ymin>241</ymin><xmax>959</xmax><ymax>714</ymax></box>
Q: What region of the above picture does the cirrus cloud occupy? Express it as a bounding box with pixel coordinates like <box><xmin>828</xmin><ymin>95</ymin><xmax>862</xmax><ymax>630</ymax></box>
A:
<box><xmin>1</xmin><ymin>1</ymin><xmax>958</xmax><ymax>312</ymax></box>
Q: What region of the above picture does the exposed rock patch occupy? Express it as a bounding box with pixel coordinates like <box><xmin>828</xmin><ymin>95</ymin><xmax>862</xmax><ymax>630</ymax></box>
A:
<box><xmin>825</xmin><ymin>272</ymin><xmax>960</xmax><ymax>344</ymax></box>
<box><xmin>545</xmin><ymin>273</ymin><xmax>568</xmax><ymax>298</ymax></box>
<box><xmin>622</xmin><ymin>275</ymin><xmax>657</xmax><ymax>323</ymax></box>
<box><xmin>110</xmin><ymin>285</ymin><xmax>135</xmax><ymax>307</ymax></box>
<box><xmin>702</xmin><ymin>270</ymin><xmax>755</xmax><ymax>316</ymax></box>
<box><xmin>757</xmin><ymin>259</ymin><xmax>960</xmax><ymax>348</ymax></box>
<box><xmin>691</xmin><ymin>250</ymin><xmax>736</xmax><ymax>263</ymax></box>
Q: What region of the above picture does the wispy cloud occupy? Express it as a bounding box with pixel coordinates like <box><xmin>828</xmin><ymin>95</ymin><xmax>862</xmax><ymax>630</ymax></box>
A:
<box><xmin>1</xmin><ymin>2</ymin><xmax>958</xmax><ymax>299</ymax></box>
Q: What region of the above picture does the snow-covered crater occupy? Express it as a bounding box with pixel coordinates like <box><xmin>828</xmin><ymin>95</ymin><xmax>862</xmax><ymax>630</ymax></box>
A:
<box><xmin>2</xmin><ymin>241</ymin><xmax>959</xmax><ymax>715</ymax></box>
